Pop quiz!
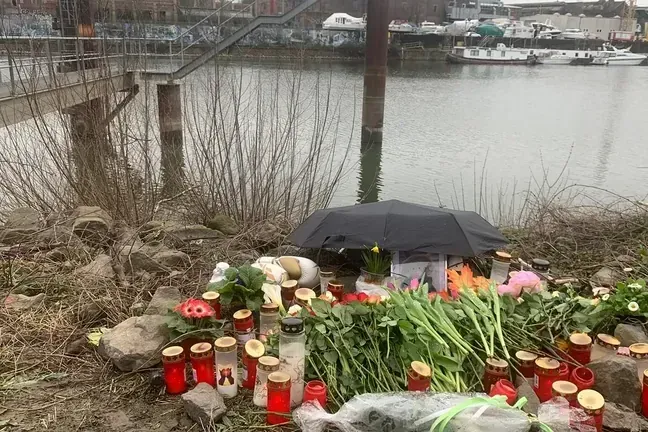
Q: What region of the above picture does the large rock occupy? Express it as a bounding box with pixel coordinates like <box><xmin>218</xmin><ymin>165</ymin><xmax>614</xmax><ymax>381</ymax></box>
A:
<box><xmin>592</xmin><ymin>266</ymin><xmax>621</xmax><ymax>287</ymax></box>
<box><xmin>145</xmin><ymin>286</ymin><xmax>183</xmax><ymax>315</ymax></box>
<box><xmin>206</xmin><ymin>214</ymin><xmax>240</xmax><ymax>236</ymax></box>
<box><xmin>71</xmin><ymin>206</ymin><xmax>112</xmax><ymax>244</ymax></box>
<box><xmin>515</xmin><ymin>376</ymin><xmax>540</xmax><ymax>415</ymax></box>
<box><xmin>98</xmin><ymin>315</ymin><xmax>169</xmax><ymax>371</ymax></box>
<box><xmin>0</xmin><ymin>228</ymin><xmax>38</xmax><ymax>245</ymax></box>
<box><xmin>589</xmin><ymin>355</ymin><xmax>641</xmax><ymax>410</ymax></box>
<box><xmin>603</xmin><ymin>402</ymin><xmax>648</xmax><ymax>431</ymax></box>
<box><xmin>181</xmin><ymin>383</ymin><xmax>227</xmax><ymax>425</ymax></box>
<box><xmin>163</xmin><ymin>224</ymin><xmax>224</xmax><ymax>244</ymax></box>
<box><xmin>614</xmin><ymin>323</ymin><xmax>648</xmax><ymax>347</ymax></box>
<box><xmin>113</xmin><ymin>222</ymin><xmax>144</xmax><ymax>256</ymax></box>
<box><xmin>4</xmin><ymin>293</ymin><xmax>45</xmax><ymax>311</ymax></box>
<box><xmin>152</xmin><ymin>250</ymin><xmax>190</xmax><ymax>270</ymax></box>
<box><xmin>4</xmin><ymin>207</ymin><xmax>40</xmax><ymax>228</ymax></box>
<box><xmin>75</xmin><ymin>254</ymin><xmax>115</xmax><ymax>279</ymax></box>
<box><xmin>119</xmin><ymin>245</ymin><xmax>171</xmax><ymax>274</ymax></box>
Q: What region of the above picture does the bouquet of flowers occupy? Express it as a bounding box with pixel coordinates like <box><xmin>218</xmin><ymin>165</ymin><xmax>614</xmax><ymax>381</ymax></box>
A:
<box><xmin>166</xmin><ymin>298</ymin><xmax>224</xmax><ymax>341</ymax></box>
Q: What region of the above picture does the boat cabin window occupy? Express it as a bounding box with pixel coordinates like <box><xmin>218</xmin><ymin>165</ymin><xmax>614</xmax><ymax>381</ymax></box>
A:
<box><xmin>530</xmin><ymin>50</ymin><xmax>534</xmax><ymax>54</ymax></box>
<box><xmin>487</xmin><ymin>50</ymin><xmax>492</xmax><ymax>56</ymax></box>
<box><xmin>575</xmin><ymin>53</ymin><xmax>578</xmax><ymax>57</ymax></box>
<box><xmin>501</xmin><ymin>51</ymin><xmax>506</xmax><ymax>57</ymax></box>
<box><xmin>470</xmin><ymin>49</ymin><xmax>479</xmax><ymax>56</ymax></box>
<box><xmin>454</xmin><ymin>48</ymin><xmax>464</xmax><ymax>55</ymax></box>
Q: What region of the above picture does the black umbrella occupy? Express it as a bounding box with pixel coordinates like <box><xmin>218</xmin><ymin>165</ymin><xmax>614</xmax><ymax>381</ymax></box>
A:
<box><xmin>289</xmin><ymin>200</ymin><xmax>508</xmax><ymax>257</ymax></box>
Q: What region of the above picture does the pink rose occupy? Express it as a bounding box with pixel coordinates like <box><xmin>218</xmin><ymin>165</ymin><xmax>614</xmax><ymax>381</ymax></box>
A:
<box><xmin>509</xmin><ymin>271</ymin><xmax>542</xmax><ymax>294</ymax></box>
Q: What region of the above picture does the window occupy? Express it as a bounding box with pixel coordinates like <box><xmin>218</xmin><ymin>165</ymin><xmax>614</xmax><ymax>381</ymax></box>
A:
<box><xmin>433</xmin><ymin>4</ymin><xmax>437</xmax><ymax>12</ymax></box>
<box><xmin>501</xmin><ymin>51</ymin><xmax>506</xmax><ymax>57</ymax></box>
<box><xmin>575</xmin><ymin>53</ymin><xmax>579</xmax><ymax>57</ymax></box>
<box><xmin>159</xmin><ymin>10</ymin><xmax>166</xmax><ymax>20</ymax></box>
<box><xmin>470</xmin><ymin>49</ymin><xmax>479</xmax><ymax>56</ymax></box>
<box><xmin>487</xmin><ymin>50</ymin><xmax>492</xmax><ymax>56</ymax></box>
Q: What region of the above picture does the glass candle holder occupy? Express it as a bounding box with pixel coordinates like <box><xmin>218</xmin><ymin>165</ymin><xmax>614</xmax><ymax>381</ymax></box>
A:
<box><xmin>202</xmin><ymin>291</ymin><xmax>221</xmax><ymax>320</ymax></box>
<box><xmin>577</xmin><ymin>389</ymin><xmax>605</xmax><ymax>432</ymax></box>
<box><xmin>267</xmin><ymin>371</ymin><xmax>291</xmax><ymax>425</ymax></box>
<box><xmin>568</xmin><ymin>333</ymin><xmax>592</xmax><ymax>365</ymax></box>
<box><xmin>279</xmin><ymin>317</ymin><xmax>306</xmax><ymax>407</ymax></box>
<box><xmin>259</xmin><ymin>303</ymin><xmax>280</xmax><ymax>342</ymax></box>
<box><xmin>642</xmin><ymin>369</ymin><xmax>648</xmax><ymax>418</ymax></box>
<box><xmin>531</xmin><ymin>258</ymin><xmax>550</xmax><ymax>290</ymax></box>
<box><xmin>242</xmin><ymin>339</ymin><xmax>265</xmax><ymax>390</ymax></box>
<box><xmin>515</xmin><ymin>350</ymin><xmax>538</xmax><ymax>379</ymax></box>
<box><xmin>190</xmin><ymin>342</ymin><xmax>215</xmax><ymax>387</ymax></box>
<box><xmin>233</xmin><ymin>309</ymin><xmax>255</xmax><ymax>347</ymax></box>
<box><xmin>490</xmin><ymin>251</ymin><xmax>511</xmax><ymax>284</ymax></box>
<box><xmin>253</xmin><ymin>356</ymin><xmax>280</xmax><ymax>407</ymax></box>
<box><xmin>327</xmin><ymin>281</ymin><xmax>344</xmax><ymax>302</ymax></box>
<box><xmin>483</xmin><ymin>357</ymin><xmax>509</xmax><ymax>393</ymax></box>
<box><xmin>534</xmin><ymin>357</ymin><xmax>560</xmax><ymax>403</ymax></box>
<box><xmin>304</xmin><ymin>380</ymin><xmax>327</xmax><ymax>408</ymax></box>
<box><xmin>214</xmin><ymin>336</ymin><xmax>238</xmax><ymax>398</ymax></box>
<box><xmin>319</xmin><ymin>270</ymin><xmax>335</xmax><ymax>294</ymax></box>
<box><xmin>570</xmin><ymin>366</ymin><xmax>595</xmax><ymax>392</ymax></box>
<box><xmin>281</xmin><ymin>280</ymin><xmax>298</xmax><ymax>307</ymax></box>
<box><xmin>551</xmin><ymin>380</ymin><xmax>578</xmax><ymax>407</ymax></box>
<box><xmin>295</xmin><ymin>288</ymin><xmax>316</xmax><ymax>307</ymax></box>
<box><xmin>407</xmin><ymin>361</ymin><xmax>432</xmax><ymax>392</ymax></box>
<box><xmin>162</xmin><ymin>346</ymin><xmax>186</xmax><ymax>394</ymax></box>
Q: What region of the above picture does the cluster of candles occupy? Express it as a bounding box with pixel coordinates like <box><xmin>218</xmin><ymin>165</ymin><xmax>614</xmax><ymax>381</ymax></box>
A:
<box><xmin>480</xmin><ymin>332</ymin><xmax>648</xmax><ymax>432</ymax></box>
<box><xmin>161</xmin><ymin>315</ymin><xmax>327</xmax><ymax>425</ymax></box>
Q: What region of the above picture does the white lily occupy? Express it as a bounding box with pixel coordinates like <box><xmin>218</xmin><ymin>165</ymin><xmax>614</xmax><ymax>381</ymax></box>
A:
<box><xmin>628</xmin><ymin>301</ymin><xmax>640</xmax><ymax>312</ymax></box>
<box><xmin>262</xmin><ymin>283</ymin><xmax>286</xmax><ymax>314</ymax></box>
<box><xmin>287</xmin><ymin>304</ymin><xmax>303</xmax><ymax>316</ymax></box>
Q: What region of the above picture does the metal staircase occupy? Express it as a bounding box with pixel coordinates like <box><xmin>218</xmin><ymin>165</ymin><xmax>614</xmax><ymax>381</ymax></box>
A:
<box><xmin>152</xmin><ymin>0</ymin><xmax>319</xmax><ymax>81</ymax></box>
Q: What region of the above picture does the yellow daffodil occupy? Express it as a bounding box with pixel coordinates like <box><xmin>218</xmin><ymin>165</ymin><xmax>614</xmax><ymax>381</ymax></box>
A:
<box><xmin>371</xmin><ymin>244</ymin><xmax>380</xmax><ymax>253</ymax></box>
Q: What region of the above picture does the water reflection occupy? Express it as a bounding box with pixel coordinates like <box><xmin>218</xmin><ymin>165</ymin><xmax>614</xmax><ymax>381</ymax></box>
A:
<box><xmin>357</xmin><ymin>141</ymin><xmax>383</xmax><ymax>204</ymax></box>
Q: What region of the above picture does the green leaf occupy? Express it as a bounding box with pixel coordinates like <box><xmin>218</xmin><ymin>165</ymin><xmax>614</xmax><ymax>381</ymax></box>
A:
<box><xmin>311</xmin><ymin>298</ymin><xmax>331</xmax><ymax>317</ymax></box>
<box><xmin>323</xmin><ymin>351</ymin><xmax>338</xmax><ymax>364</ymax></box>
<box><xmin>245</xmin><ymin>296</ymin><xmax>263</xmax><ymax>312</ymax></box>
<box><xmin>224</xmin><ymin>267</ymin><xmax>238</xmax><ymax>280</ymax></box>
<box><xmin>315</xmin><ymin>323</ymin><xmax>327</xmax><ymax>334</ymax></box>
<box><xmin>431</xmin><ymin>353</ymin><xmax>463</xmax><ymax>372</ymax></box>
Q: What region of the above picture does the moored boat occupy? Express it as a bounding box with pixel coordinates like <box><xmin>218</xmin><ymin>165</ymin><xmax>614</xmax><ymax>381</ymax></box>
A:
<box><xmin>447</xmin><ymin>44</ymin><xmax>537</xmax><ymax>65</ymax></box>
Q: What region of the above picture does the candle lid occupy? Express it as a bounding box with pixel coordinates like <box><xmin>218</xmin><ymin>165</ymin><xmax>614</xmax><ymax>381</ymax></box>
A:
<box><xmin>214</xmin><ymin>336</ymin><xmax>237</xmax><ymax>352</ymax></box>
<box><xmin>532</xmin><ymin>258</ymin><xmax>550</xmax><ymax>271</ymax></box>
<box><xmin>569</xmin><ymin>333</ymin><xmax>592</xmax><ymax>346</ymax></box>
<box><xmin>233</xmin><ymin>309</ymin><xmax>252</xmax><ymax>320</ymax></box>
<box><xmin>281</xmin><ymin>317</ymin><xmax>304</xmax><ymax>334</ymax></box>
<box><xmin>410</xmin><ymin>361</ymin><xmax>432</xmax><ymax>378</ymax></box>
<box><xmin>596</xmin><ymin>333</ymin><xmax>620</xmax><ymax>349</ymax></box>
<box><xmin>268</xmin><ymin>371</ymin><xmax>291</xmax><ymax>384</ymax></box>
<box><xmin>328</xmin><ymin>280</ymin><xmax>344</xmax><ymax>288</ymax></box>
<box><xmin>281</xmin><ymin>280</ymin><xmax>298</xmax><ymax>290</ymax></box>
<box><xmin>630</xmin><ymin>343</ymin><xmax>648</xmax><ymax>357</ymax></box>
<box><xmin>494</xmin><ymin>251</ymin><xmax>512</xmax><ymax>262</ymax></box>
<box><xmin>577</xmin><ymin>389</ymin><xmax>605</xmax><ymax>410</ymax></box>
<box><xmin>535</xmin><ymin>357</ymin><xmax>560</xmax><ymax>370</ymax></box>
<box><xmin>552</xmin><ymin>380</ymin><xmax>578</xmax><ymax>395</ymax></box>
<box><xmin>486</xmin><ymin>357</ymin><xmax>509</xmax><ymax>368</ymax></box>
<box><xmin>162</xmin><ymin>346</ymin><xmax>184</xmax><ymax>357</ymax></box>
<box><xmin>245</xmin><ymin>340</ymin><xmax>265</xmax><ymax>359</ymax></box>
<box><xmin>515</xmin><ymin>350</ymin><xmax>538</xmax><ymax>362</ymax></box>
<box><xmin>261</xmin><ymin>303</ymin><xmax>279</xmax><ymax>314</ymax></box>
<box><xmin>202</xmin><ymin>291</ymin><xmax>220</xmax><ymax>301</ymax></box>
<box><xmin>320</xmin><ymin>270</ymin><xmax>335</xmax><ymax>277</ymax></box>
<box><xmin>190</xmin><ymin>342</ymin><xmax>213</xmax><ymax>358</ymax></box>
<box><xmin>258</xmin><ymin>356</ymin><xmax>280</xmax><ymax>372</ymax></box>
<box><xmin>644</xmin><ymin>369</ymin><xmax>648</xmax><ymax>379</ymax></box>
<box><xmin>295</xmin><ymin>288</ymin><xmax>317</xmax><ymax>302</ymax></box>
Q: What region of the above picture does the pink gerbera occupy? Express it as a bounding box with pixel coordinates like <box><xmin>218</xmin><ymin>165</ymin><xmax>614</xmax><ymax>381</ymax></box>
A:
<box><xmin>190</xmin><ymin>300</ymin><xmax>215</xmax><ymax>319</ymax></box>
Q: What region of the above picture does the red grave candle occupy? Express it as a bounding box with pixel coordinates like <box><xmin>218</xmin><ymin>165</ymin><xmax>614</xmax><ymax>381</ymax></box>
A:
<box><xmin>190</xmin><ymin>342</ymin><xmax>215</xmax><ymax>387</ymax></box>
<box><xmin>162</xmin><ymin>346</ymin><xmax>187</xmax><ymax>394</ymax></box>
<box><xmin>242</xmin><ymin>339</ymin><xmax>265</xmax><ymax>390</ymax></box>
<box><xmin>558</xmin><ymin>362</ymin><xmax>570</xmax><ymax>381</ymax></box>
<box><xmin>202</xmin><ymin>291</ymin><xmax>222</xmax><ymax>320</ymax></box>
<box><xmin>327</xmin><ymin>281</ymin><xmax>344</xmax><ymax>302</ymax></box>
<box><xmin>407</xmin><ymin>361</ymin><xmax>432</xmax><ymax>392</ymax></box>
<box><xmin>483</xmin><ymin>357</ymin><xmax>509</xmax><ymax>393</ymax></box>
<box><xmin>281</xmin><ymin>280</ymin><xmax>298</xmax><ymax>305</ymax></box>
<box><xmin>577</xmin><ymin>389</ymin><xmax>605</xmax><ymax>432</ymax></box>
<box><xmin>568</xmin><ymin>333</ymin><xmax>592</xmax><ymax>365</ymax></box>
<box><xmin>570</xmin><ymin>366</ymin><xmax>595</xmax><ymax>392</ymax></box>
<box><xmin>233</xmin><ymin>309</ymin><xmax>255</xmax><ymax>347</ymax></box>
<box><xmin>534</xmin><ymin>357</ymin><xmax>560</xmax><ymax>403</ymax></box>
<box><xmin>304</xmin><ymin>380</ymin><xmax>327</xmax><ymax>408</ymax></box>
<box><xmin>552</xmin><ymin>380</ymin><xmax>578</xmax><ymax>407</ymax></box>
<box><xmin>515</xmin><ymin>350</ymin><xmax>538</xmax><ymax>379</ymax></box>
<box><xmin>642</xmin><ymin>369</ymin><xmax>648</xmax><ymax>418</ymax></box>
<box><xmin>267</xmin><ymin>371</ymin><xmax>291</xmax><ymax>425</ymax></box>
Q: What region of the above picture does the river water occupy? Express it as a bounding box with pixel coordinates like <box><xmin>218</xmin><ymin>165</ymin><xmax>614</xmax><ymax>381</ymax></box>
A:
<box><xmin>215</xmin><ymin>60</ymin><xmax>647</xmax><ymax>220</ymax></box>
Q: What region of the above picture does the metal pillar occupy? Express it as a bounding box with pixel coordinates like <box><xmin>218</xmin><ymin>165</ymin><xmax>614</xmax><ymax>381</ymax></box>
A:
<box><xmin>361</xmin><ymin>0</ymin><xmax>390</xmax><ymax>148</ymax></box>
<box><xmin>157</xmin><ymin>83</ymin><xmax>185</xmax><ymax>197</ymax></box>
<box><xmin>357</xmin><ymin>141</ymin><xmax>383</xmax><ymax>204</ymax></box>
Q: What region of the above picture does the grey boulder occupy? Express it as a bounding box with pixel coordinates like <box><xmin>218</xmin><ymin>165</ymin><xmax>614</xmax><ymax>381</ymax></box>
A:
<box><xmin>71</xmin><ymin>206</ymin><xmax>113</xmax><ymax>244</ymax></box>
<box><xmin>98</xmin><ymin>315</ymin><xmax>169</xmax><ymax>371</ymax></box>
<box><xmin>614</xmin><ymin>323</ymin><xmax>648</xmax><ymax>347</ymax></box>
<box><xmin>589</xmin><ymin>355</ymin><xmax>641</xmax><ymax>411</ymax></box>
<box><xmin>592</xmin><ymin>266</ymin><xmax>621</xmax><ymax>287</ymax></box>
<box><xmin>206</xmin><ymin>214</ymin><xmax>240</xmax><ymax>236</ymax></box>
<box><xmin>4</xmin><ymin>293</ymin><xmax>45</xmax><ymax>311</ymax></box>
<box><xmin>145</xmin><ymin>286</ymin><xmax>183</xmax><ymax>315</ymax></box>
<box><xmin>75</xmin><ymin>254</ymin><xmax>115</xmax><ymax>279</ymax></box>
<box><xmin>603</xmin><ymin>402</ymin><xmax>648</xmax><ymax>431</ymax></box>
<box><xmin>4</xmin><ymin>207</ymin><xmax>40</xmax><ymax>229</ymax></box>
<box><xmin>182</xmin><ymin>383</ymin><xmax>227</xmax><ymax>426</ymax></box>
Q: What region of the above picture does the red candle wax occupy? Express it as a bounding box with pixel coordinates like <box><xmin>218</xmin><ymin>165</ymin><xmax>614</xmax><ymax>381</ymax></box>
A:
<box><xmin>558</xmin><ymin>362</ymin><xmax>570</xmax><ymax>381</ymax></box>
<box><xmin>267</xmin><ymin>372</ymin><xmax>291</xmax><ymax>425</ymax></box>
<box><xmin>242</xmin><ymin>340</ymin><xmax>265</xmax><ymax>390</ymax></box>
<box><xmin>568</xmin><ymin>333</ymin><xmax>592</xmax><ymax>365</ymax></box>
<box><xmin>162</xmin><ymin>346</ymin><xmax>186</xmax><ymax>394</ymax></box>
<box><xmin>327</xmin><ymin>281</ymin><xmax>344</xmax><ymax>302</ymax></box>
<box><xmin>489</xmin><ymin>379</ymin><xmax>517</xmax><ymax>405</ymax></box>
<box><xmin>483</xmin><ymin>358</ymin><xmax>509</xmax><ymax>393</ymax></box>
<box><xmin>643</xmin><ymin>369</ymin><xmax>648</xmax><ymax>418</ymax></box>
<box><xmin>190</xmin><ymin>342</ymin><xmax>215</xmax><ymax>387</ymax></box>
<box><xmin>233</xmin><ymin>309</ymin><xmax>255</xmax><ymax>347</ymax></box>
<box><xmin>407</xmin><ymin>361</ymin><xmax>432</xmax><ymax>392</ymax></box>
<box><xmin>534</xmin><ymin>357</ymin><xmax>560</xmax><ymax>403</ymax></box>
<box><xmin>202</xmin><ymin>291</ymin><xmax>222</xmax><ymax>320</ymax></box>
<box><xmin>570</xmin><ymin>366</ymin><xmax>595</xmax><ymax>392</ymax></box>
<box><xmin>304</xmin><ymin>380</ymin><xmax>327</xmax><ymax>408</ymax></box>
<box><xmin>515</xmin><ymin>350</ymin><xmax>538</xmax><ymax>379</ymax></box>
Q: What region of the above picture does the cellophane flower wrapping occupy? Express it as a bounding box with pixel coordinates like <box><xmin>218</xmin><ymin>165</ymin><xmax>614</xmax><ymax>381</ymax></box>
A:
<box><xmin>537</xmin><ymin>397</ymin><xmax>597</xmax><ymax>432</ymax></box>
<box><xmin>293</xmin><ymin>392</ymin><xmax>532</xmax><ymax>432</ymax></box>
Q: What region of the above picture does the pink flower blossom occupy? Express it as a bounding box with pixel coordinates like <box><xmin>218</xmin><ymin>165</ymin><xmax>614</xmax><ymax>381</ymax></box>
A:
<box><xmin>410</xmin><ymin>278</ymin><xmax>420</xmax><ymax>289</ymax></box>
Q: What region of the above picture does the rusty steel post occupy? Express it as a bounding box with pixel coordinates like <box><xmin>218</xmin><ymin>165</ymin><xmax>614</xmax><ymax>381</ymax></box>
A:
<box><xmin>361</xmin><ymin>0</ymin><xmax>390</xmax><ymax>148</ymax></box>
<box><xmin>157</xmin><ymin>83</ymin><xmax>185</xmax><ymax>197</ymax></box>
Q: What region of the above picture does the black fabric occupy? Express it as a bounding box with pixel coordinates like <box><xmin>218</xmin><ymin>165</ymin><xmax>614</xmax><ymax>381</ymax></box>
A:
<box><xmin>288</xmin><ymin>200</ymin><xmax>508</xmax><ymax>257</ymax></box>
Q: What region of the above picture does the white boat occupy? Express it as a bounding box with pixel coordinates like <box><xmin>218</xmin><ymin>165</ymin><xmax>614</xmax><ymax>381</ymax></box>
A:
<box><xmin>420</xmin><ymin>21</ymin><xmax>445</xmax><ymax>34</ymax></box>
<box><xmin>532</xmin><ymin>21</ymin><xmax>562</xmax><ymax>39</ymax></box>
<box><xmin>445</xmin><ymin>20</ymin><xmax>479</xmax><ymax>36</ymax></box>
<box><xmin>447</xmin><ymin>43</ymin><xmax>537</xmax><ymax>65</ymax></box>
<box><xmin>389</xmin><ymin>20</ymin><xmax>416</xmax><ymax>33</ymax></box>
<box><xmin>537</xmin><ymin>52</ymin><xmax>572</xmax><ymax>65</ymax></box>
<box><xmin>502</xmin><ymin>22</ymin><xmax>535</xmax><ymax>39</ymax></box>
<box><xmin>561</xmin><ymin>29</ymin><xmax>587</xmax><ymax>40</ymax></box>
<box><xmin>599</xmin><ymin>44</ymin><xmax>646</xmax><ymax>66</ymax></box>
<box><xmin>322</xmin><ymin>13</ymin><xmax>366</xmax><ymax>31</ymax></box>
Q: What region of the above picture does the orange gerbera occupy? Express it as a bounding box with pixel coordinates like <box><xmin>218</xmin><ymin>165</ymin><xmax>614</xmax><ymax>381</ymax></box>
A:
<box><xmin>447</xmin><ymin>264</ymin><xmax>492</xmax><ymax>295</ymax></box>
